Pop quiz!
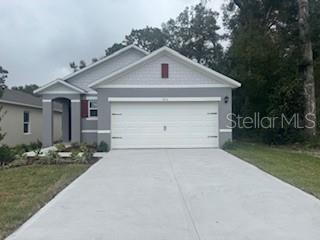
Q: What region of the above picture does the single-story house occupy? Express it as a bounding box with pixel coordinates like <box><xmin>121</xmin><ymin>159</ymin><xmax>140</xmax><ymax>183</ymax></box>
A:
<box><xmin>0</xmin><ymin>89</ymin><xmax>62</xmax><ymax>146</ymax></box>
<box><xmin>35</xmin><ymin>45</ymin><xmax>241</xmax><ymax>149</ymax></box>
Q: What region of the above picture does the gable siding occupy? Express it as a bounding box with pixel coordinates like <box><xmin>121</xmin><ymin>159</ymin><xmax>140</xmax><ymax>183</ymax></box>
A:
<box><xmin>105</xmin><ymin>55</ymin><xmax>226</xmax><ymax>86</ymax></box>
<box><xmin>67</xmin><ymin>49</ymin><xmax>146</xmax><ymax>91</ymax></box>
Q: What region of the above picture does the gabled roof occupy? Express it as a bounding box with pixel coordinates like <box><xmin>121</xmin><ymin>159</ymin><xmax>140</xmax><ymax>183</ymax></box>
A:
<box><xmin>89</xmin><ymin>46</ymin><xmax>241</xmax><ymax>89</ymax></box>
<box><xmin>0</xmin><ymin>89</ymin><xmax>62</xmax><ymax>111</ymax></box>
<box><xmin>34</xmin><ymin>79</ymin><xmax>86</xmax><ymax>95</ymax></box>
<box><xmin>62</xmin><ymin>45</ymin><xmax>149</xmax><ymax>82</ymax></box>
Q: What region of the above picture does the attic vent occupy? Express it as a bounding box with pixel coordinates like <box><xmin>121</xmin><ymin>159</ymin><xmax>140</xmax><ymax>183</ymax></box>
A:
<box><xmin>161</xmin><ymin>63</ymin><xmax>169</xmax><ymax>79</ymax></box>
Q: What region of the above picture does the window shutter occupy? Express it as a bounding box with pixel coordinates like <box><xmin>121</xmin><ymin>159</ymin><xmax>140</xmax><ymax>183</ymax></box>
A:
<box><xmin>161</xmin><ymin>63</ymin><xmax>169</xmax><ymax>78</ymax></box>
<box><xmin>81</xmin><ymin>100</ymin><xmax>88</xmax><ymax>118</ymax></box>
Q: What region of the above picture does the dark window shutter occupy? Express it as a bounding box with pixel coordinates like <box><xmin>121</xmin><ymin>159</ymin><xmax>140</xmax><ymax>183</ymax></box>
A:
<box><xmin>161</xmin><ymin>63</ymin><xmax>169</xmax><ymax>78</ymax></box>
<box><xmin>81</xmin><ymin>100</ymin><xmax>88</xmax><ymax>118</ymax></box>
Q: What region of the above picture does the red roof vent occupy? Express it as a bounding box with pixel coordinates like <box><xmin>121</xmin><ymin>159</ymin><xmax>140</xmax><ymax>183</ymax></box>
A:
<box><xmin>161</xmin><ymin>63</ymin><xmax>169</xmax><ymax>78</ymax></box>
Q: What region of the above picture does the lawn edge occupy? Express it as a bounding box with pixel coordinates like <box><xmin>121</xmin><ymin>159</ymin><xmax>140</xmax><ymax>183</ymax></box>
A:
<box><xmin>223</xmin><ymin>149</ymin><xmax>320</xmax><ymax>201</ymax></box>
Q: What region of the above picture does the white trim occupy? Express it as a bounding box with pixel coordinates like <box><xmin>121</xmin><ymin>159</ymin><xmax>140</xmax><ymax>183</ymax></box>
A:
<box><xmin>219</xmin><ymin>129</ymin><xmax>232</xmax><ymax>133</ymax></box>
<box><xmin>34</xmin><ymin>79</ymin><xmax>86</xmax><ymax>94</ymax></box>
<box><xmin>85</xmin><ymin>96</ymin><xmax>98</xmax><ymax>100</ymax></box>
<box><xmin>100</xmin><ymin>84</ymin><xmax>229</xmax><ymax>89</ymax></box>
<box><xmin>42</xmin><ymin>99</ymin><xmax>52</xmax><ymax>103</ymax></box>
<box><xmin>98</xmin><ymin>130</ymin><xmax>111</xmax><ymax>134</ymax></box>
<box><xmin>0</xmin><ymin>99</ymin><xmax>61</xmax><ymax>112</ymax></box>
<box><xmin>89</xmin><ymin>46</ymin><xmax>241</xmax><ymax>89</ymax></box>
<box><xmin>71</xmin><ymin>99</ymin><xmax>80</xmax><ymax>103</ymax></box>
<box><xmin>40</xmin><ymin>91</ymin><xmax>80</xmax><ymax>95</ymax></box>
<box><xmin>61</xmin><ymin>45</ymin><xmax>148</xmax><ymax>81</ymax></box>
<box><xmin>81</xmin><ymin>130</ymin><xmax>97</xmax><ymax>133</ymax></box>
<box><xmin>85</xmin><ymin>117</ymin><xmax>98</xmax><ymax>121</ymax></box>
<box><xmin>88</xmin><ymin>100</ymin><xmax>98</xmax><ymax>118</ymax></box>
<box><xmin>23</xmin><ymin>111</ymin><xmax>31</xmax><ymax>135</ymax></box>
<box><xmin>0</xmin><ymin>99</ymin><xmax>41</xmax><ymax>110</ymax></box>
<box><xmin>108</xmin><ymin>97</ymin><xmax>221</xmax><ymax>102</ymax></box>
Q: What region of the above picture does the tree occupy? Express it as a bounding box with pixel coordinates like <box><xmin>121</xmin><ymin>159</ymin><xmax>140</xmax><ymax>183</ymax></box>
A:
<box><xmin>162</xmin><ymin>3</ymin><xmax>224</xmax><ymax>70</ymax></box>
<box><xmin>69</xmin><ymin>62</ymin><xmax>78</xmax><ymax>72</ymax></box>
<box><xmin>223</xmin><ymin>0</ymin><xmax>305</xmax><ymax>143</ymax></box>
<box><xmin>79</xmin><ymin>60</ymin><xmax>86</xmax><ymax>69</ymax></box>
<box><xmin>0</xmin><ymin>66</ymin><xmax>8</xmax><ymax>96</ymax></box>
<box><xmin>92</xmin><ymin>58</ymin><xmax>98</xmax><ymax>63</ymax></box>
<box><xmin>0</xmin><ymin>65</ymin><xmax>8</xmax><ymax>142</ymax></box>
<box><xmin>11</xmin><ymin>84</ymin><xmax>39</xmax><ymax>95</ymax></box>
<box><xmin>105</xmin><ymin>43</ymin><xmax>126</xmax><ymax>57</ymax></box>
<box><xmin>124</xmin><ymin>27</ymin><xmax>167</xmax><ymax>52</ymax></box>
<box><xmin>298</xmin><ymin>0</ymin><xmax>317</xmax><ymax>135</ymax></box>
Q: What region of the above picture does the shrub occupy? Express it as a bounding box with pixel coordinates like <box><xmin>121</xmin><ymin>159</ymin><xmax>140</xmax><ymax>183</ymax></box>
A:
<box><xmin>97</xmin><ymin>141</ymin><xmax>109</xmax><ymax>152</ymax></box>
<box><xmin>222</xmin><ymin>140</ymin><xmax>236</xmax><ymax>150</ymax></box>
<box><xmin>10</xmin><ymin>153</ymin><xmax>28</xmax><ymax>167</ymax></box>
<box><xmin>13</xmin><ymin>140</ymin><xmax>42</xmax><ymax>155</ymax></box>
<box><xmin>55</xmin><ymin>143</ymin><xmax>66</xmax><ymax>152</ymax></box>
<box><xmin>77</xmin><ymin>144</ymin><xmax>93</xmax><ymax>163</ymax></box>
<box><xmin>0</xmin><ymin>145</ymin><xmax>16</xmax><ymax>165</ymax></box>
<box><xmin>30</xmin><ymin>140</ymin><xmax>42</xmax><ymax>151</ymax></box>
<box><xmin>45</xmin><ymin>150</ymin><xmax>60</xmax><ymax>164</ymax></box>
<box><xmin>70</xmin><ymin>149</ymin><xmax>80</xmax><ymax>161</ymax></box>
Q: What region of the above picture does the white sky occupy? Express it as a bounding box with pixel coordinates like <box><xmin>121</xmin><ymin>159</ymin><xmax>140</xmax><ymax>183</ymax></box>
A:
<box><xmin>0</xmin><ymin>0</ymin><xmax>225</xmax><ymax>87</ymax></box>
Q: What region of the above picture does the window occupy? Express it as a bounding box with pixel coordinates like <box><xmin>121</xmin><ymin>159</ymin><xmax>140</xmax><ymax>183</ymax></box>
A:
<box><xmin>88</xmin><ymin>100</ymin><xmax>98</xmax><ymax>117</ymax></box>
<box><xmin>23</xmin><ymin>111</ymin><xmax>30</xmax><ymax>134</ymax></box>
<box><xmin>161</xmin><ymin>63</ymin><xmax>169</xmax><ymax>78</ymax></box>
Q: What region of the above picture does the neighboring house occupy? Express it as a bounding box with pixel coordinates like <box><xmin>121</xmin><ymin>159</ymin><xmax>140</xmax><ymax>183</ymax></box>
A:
<box><xmin>0</xmin><ymin>89</ymin><xmax>62</xmax><ymax>146</ymax></box>
<box><xmin>35</xmin><ymin>45</ymin><xmax>241</xmax><ymax>149</ymax></box>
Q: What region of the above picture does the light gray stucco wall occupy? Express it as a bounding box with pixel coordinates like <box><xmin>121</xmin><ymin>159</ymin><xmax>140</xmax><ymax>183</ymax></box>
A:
<box><xmin>97</xmin><ymin>87</ymin><xmax>232</xmax><ymax>148</ymax></box>
<box><xmin>42</xmin><ymin>94</ymin><xmax>81</xmax><ymax>146</ymax></box>
<box><xmin>81</xmin><ymin>119</ymin><xmax>98</xmax><ymax>145</ymax></box>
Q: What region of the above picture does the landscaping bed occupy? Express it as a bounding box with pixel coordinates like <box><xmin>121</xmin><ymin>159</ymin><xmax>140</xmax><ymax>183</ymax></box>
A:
<box><xmin>0</xmin><ymin>142</ymin><xmax>108</xmax><ymax>169</ymax></box>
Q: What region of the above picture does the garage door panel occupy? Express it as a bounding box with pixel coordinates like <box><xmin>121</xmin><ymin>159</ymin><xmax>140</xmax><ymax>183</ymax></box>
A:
<box><xmin>111</xmin><ymin>101</ymin><xmax>219</xmax><ymax>149</ymax></box>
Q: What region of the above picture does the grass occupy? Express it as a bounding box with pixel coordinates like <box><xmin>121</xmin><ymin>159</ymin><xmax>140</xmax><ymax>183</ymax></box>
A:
<box><xmin>226</xmin><ymin>141</ymin><xmax>320</xmax><ymax>199</ymax></box>
<box><xmin>0</xmin><ymin>164</ymin><xmax>89</xmax><ymax>239</ymax></box>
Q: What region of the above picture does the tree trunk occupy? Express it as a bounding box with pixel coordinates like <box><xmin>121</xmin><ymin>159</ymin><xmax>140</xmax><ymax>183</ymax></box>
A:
<box><xmin>298</xmin><ymin>0</ymin><xmax>317</xmax><ymax>136</ymax></box>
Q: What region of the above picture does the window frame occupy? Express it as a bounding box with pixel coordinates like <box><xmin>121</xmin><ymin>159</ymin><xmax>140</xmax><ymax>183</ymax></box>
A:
<box><xmin>23</xmin><ymin>111</ymin><xmax>31</xmax><ymax>134</ymax></box>
<box><xmin>88</xmin><ymin>100</ymin><xmax>98</xmax><ymax>118</ymax></box>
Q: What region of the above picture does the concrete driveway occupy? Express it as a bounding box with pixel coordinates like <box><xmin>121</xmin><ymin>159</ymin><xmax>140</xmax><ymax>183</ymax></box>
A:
<box><xmin>8</xmin><ymin>149</ymin><xmax>320</xmax><ymax>240</ymax></box>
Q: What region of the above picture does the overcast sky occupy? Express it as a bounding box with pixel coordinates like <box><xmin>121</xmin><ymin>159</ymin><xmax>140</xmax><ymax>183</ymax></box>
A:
<box><xmin>0</xmin><ymin>0</ymin><xmax>225</xmax><ymax>87</ymax></box>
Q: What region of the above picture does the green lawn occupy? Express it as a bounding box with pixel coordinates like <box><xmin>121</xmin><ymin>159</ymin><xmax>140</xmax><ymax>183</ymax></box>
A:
<box><xmin>0</xmin><ymin>164</ymin><xmax>89</xmax><ymax>239</ymax></box>
<box><xmin>226</xmin><ymin>142</ymin><xmax>320</xmax><ymax>199</ymax></box>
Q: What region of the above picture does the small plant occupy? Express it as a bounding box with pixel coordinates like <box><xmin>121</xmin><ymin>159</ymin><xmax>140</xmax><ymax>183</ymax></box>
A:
<box><xmin>45</xmin><ymin>150</ymin><xmax>60</xmax><ymax>164</ymax></box>
<box><xmin>78</xmin><ymin>145</ymin><xmax>93</xmax><ymax>164</ymax></box>
<box><xmin>10</xmin><ymin>153</ymin><xmax>28</xmax><ymax>167</ymax></box>
<box><xmin>222</xmin><ymin>140</ymin><xmax>236</xmax><ymax>150</ymax></box>
<box><xmin>0</xmin><ymin>145</ymin><xmax>15</xmax><ymax>166</ymax></box>
<box><xmin>30</xmin><ymin>140</ymin><xmax>42</xmax><ymax>151</ymax></box>
<box><xmin>97</xmin><ymin>141</ymin><xmax>109</xmax><ymax>152</ymax></box>
<box><xmin>79</xmin><ymin>143</ymin><xmax>89</xmax><ymax>152</ymax></box>
<box><xmin>70</xmin><ymin>149</ymin><xmax>80</xmax><ymax>161</ymax></box>
<box><xmin>55</xmin><ymin>143</ymin><xmax>66</xmax><ymax>152</ymax></box>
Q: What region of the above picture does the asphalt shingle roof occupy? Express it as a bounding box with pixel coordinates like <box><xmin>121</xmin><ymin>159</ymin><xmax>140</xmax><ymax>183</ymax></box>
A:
<box><xmin>0</xmin><ymin>89</ymin><xmax>62</xmax><ymax>111</ymax></box>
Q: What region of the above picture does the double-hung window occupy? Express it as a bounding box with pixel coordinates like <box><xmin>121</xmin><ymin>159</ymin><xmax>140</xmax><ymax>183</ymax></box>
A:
<box><xmin>23</xmin><ymin>111</ymin><xmax>30</xmax><ymax>134</ymax></box>
<box><xmin>88</xmin><ymin>100</ymin><xmax>98</xmax><ymax>117</ymax></box>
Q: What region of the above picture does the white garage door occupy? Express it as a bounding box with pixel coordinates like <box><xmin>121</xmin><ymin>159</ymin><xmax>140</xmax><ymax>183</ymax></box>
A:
<box><xmin>111</xmin><ymin>100</ymin><xmax>219</xmax><ymax>149</ymax></box>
